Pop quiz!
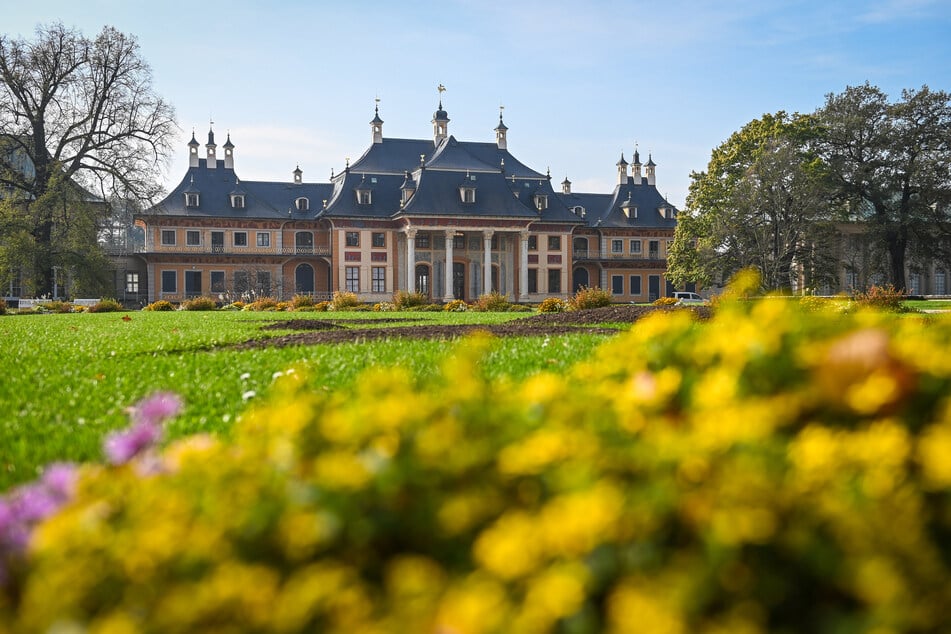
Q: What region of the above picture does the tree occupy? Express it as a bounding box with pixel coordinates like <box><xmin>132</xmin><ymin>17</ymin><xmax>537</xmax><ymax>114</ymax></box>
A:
<box><xmin>667</xmin><ymin>112</ymin><xmax>839</xmax><ymax>291</ymax></box>
<box><xmin>814</xmin><ymin>83</ymin><xmax>951</xmax><ymax>290</ymax></box>
<box><xmin>0</xmin><ymin>22</ymin><xmax>175</xmax><ymax>296</ymax></box>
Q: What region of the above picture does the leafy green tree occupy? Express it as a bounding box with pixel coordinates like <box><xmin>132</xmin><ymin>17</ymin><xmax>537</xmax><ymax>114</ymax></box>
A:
<box><xmin>667</xmin><ymin>112</ymin><xmax>838</xmax><ymax>291</ymax></box>
<box><xmin>814</xmin><ymin>83</ymin><xmax>951</xmax><ymax>290</ymax></box>
<box><xmin>0</xmin><ymin>22</ymin><xmax>175</xmax><ymax>296</ymax></box>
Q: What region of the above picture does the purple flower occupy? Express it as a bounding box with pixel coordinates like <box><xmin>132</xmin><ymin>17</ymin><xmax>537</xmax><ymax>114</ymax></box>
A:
<box><xmin>1</xmin><ymin>462</ymin><xmax>78</xmax><ymax>587</ymax></box>
<box><xmin>104</xmin><ymin>392</ymin><xmax>183</xmax><ymax>466</ymax></box>
<box><xmin>134</xmin><ymin>391</ymin><xmax>183</xmax><ymax>428</ymax></box>
<box><xmin>104</xmin><ymin>420</ymin><xmax>163</xmax><ymax>465</ymax></box>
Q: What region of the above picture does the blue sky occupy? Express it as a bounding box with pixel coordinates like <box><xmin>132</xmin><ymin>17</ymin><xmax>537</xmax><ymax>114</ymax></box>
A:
<box><xmin>4</xmin><ymin>0</ymin><xmax>950</xmax><ymax>208</ymax></box>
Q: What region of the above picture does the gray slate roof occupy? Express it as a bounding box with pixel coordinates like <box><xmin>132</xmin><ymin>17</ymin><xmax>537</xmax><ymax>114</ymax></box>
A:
<box><xmin>557</xmin><ymin>176</ymin><xmax>678</xmax><ymax>229</ymax></box>
<box><xmin>148</xmin><ymin>159</ymin><xmax>333</xmax><ymax>219</ymax></box>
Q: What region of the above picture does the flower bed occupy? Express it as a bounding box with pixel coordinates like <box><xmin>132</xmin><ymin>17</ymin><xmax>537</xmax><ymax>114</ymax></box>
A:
<box><xmin>1</xmin><ymin>294</ymin><xmax>950</xmax><ymax>632</ymax></box>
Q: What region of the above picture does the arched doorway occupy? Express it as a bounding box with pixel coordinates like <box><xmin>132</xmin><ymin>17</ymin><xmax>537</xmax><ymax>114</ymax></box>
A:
<box><xmin>415</xmin><ymin>263</ymin><xmax>430</xmax><ymax>297</ymax></box>
<box><xmin>573</xmin><ymin>267</ymin><xmax>589</xmax><ymax>292</ymax></box>
<box><xmin>295</xmin><ymin>263</ymin><xmax>315</xmax><ymax>293</ymax></box>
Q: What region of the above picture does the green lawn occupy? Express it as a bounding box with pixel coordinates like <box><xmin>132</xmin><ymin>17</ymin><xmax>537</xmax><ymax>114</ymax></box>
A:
<box><xmin>0</xmin><ymin>310</ymin><xmax>609</xmax><ymax>490</ymax></box>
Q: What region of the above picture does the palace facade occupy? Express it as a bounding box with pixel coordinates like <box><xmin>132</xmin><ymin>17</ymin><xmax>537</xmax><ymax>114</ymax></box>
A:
<box><xmin>131</xmin><ymin>102</ymin><xmax>682</xmax><ymax>305</ymax></box>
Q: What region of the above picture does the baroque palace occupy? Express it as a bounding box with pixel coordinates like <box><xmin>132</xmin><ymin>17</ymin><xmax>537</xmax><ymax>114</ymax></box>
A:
<box><xmin>132</xmin><ymin>100</ymin><xmax>683</xmax><ymax>305</ymax></box>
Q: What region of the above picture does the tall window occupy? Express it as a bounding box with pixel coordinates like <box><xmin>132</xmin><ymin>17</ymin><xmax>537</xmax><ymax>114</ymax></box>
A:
<box><xmin>257</xmin><ymin>271</ymin><xmax>271</xmax><ymax>296</ymax></box>
<box><xmin>184</xmin><ymin>270</ymin><xmax>202</xmax><ymax>296</ymax></box>
<box><xmin>936</xmin><ymin>271</ymin><xmax>946</xmax><ymax>295</ymax></box>
<box><xmin>611</xmin><ymin>239</ymin><xmax>623</xmax><ymax>254</ymax></box>
<box><xmin>417</xmin><ymin>233</ymin><xmax>431</xmax><ymax>249</ymax></box>
<box><xmin>256</xmin><ymin>232</ymin><xmax>270</xmax><ymax>247</ymax></box>
<box><xmin>528</xmin><ymin>235</ymin><xmax>537</xmax><ymax>251</ymax></box>
<box><xmin>453</xmin><ymin>235</ymin><xmax>466</xmax><ymax>250</ymax></box>
<box><xmin>527</xmin><ymin>268</ymin><xmax>538</xmax><ymax>293</ymax></box>
<box><xmin>233</xmin><ymin>232</ymin><xmax>248</xmax><ymax>247</ymax></box>
<box><xmin>161</xmin><ymin>230</ymin><xmax>175</xmax><ymax>246</ymax></box>
<box><xmin>648</xmin><ymin>240</ymin><xmax>659</xmax><ymax>259</ymax></box>
<box><xmin>161</xmin><ymin>270</ymin><xmax>176</xmax><ymax>293</ymax></box>
<box><xmin>372</xmin><ymin>232</ymin><xmax>385</xmax><ymax>248</ymax></box>
<box><xmin>125</xmin><ymin>272</ymin><xmax>139</xmax><ymax>293</ymax></box>
<box><xmin>372</xmin><ymin>266</ymin><xmax>386</xmax><ymax>292</ymax></box>
<box><xmin>185</xmin><ymin>193</ymin><xmax>199</xmax><ymax>207</ymax></box>
<box><xmin>547</xmin><ymin>236</ymin><xmax>561</xmax><ymax>251</ymax></box>
<box><xmin>234</xmin><ymin>271</ymin><xmax>249</xmax><ymax>294</ymax></box>
<box><xmin>630</xmin><ymin>275</ymin><xmax>642</xmax><ymax>295</ymax></box>
<box><xmin>630</xmin><ymin>240</ymin><xmax>642</xmax><ymax>254</ymax></box>
<box><xmin>548</xmin><ymin>269</ymin><xmax>561</xmax><ymax>294</ymax></box>
<box><xmin>211</xmin><ymin>271</ymin><xmax>225</xmax><ymax>292</ymax></box>
<box><xmin>346</xmin><ymin>232</ymin><xmax>360</xmax><ymax>247</ymax></box>
<box><xmin>346</xmin><ymin>266</ymin><xmax>360</xmax><ymax>292</ymax></box>
<box><xmin>186</xmin><ymin>230</ymin><xmax>200</xmax><ymax>246</ymax></box>
<box><xmin>612</xmin><ymin>275</ymin><xmax>623</xmax><ymax>295</ymax></box>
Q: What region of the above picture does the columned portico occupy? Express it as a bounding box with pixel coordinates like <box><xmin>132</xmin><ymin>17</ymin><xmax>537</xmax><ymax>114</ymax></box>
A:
<box><xmin>405</xmin><ymin>227</ymin><xmax>417</xmax><ymax>292</ymax></box>
<box><xmin>483</xmin><ymin>229</ymin><xmax>494</xmax><ymax>295</ymax></box>
<box><xmin>519</xmin><ymin>229</ymin><xmax>530</xmax><ymax>301</ymax></box>
<box><xmin>443</xmin><ymin>228</ymin><xmax>455</xmax><ymax>302</ymax></box>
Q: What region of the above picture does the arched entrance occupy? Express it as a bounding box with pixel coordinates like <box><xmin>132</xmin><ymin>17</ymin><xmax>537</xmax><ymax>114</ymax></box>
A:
<box><xmin>573</xmin><ymin>267</ymin><xmax>590</xmax><ymax>292</ymax></box>
<box><xmin>295</xmin><ymin>263</ymin><xmax>315</xmax><ymax>293</ymax></box>
<box><xmin>415</xmin><ymin>263</ymin><xmax>431</xmax><ymax>297</ymax></box>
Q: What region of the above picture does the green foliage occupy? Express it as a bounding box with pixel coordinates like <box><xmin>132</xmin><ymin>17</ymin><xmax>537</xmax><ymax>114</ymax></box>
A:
<box><xmin>43</xmin><ymin>300</ymin><xmax>74</xmax><ymax>314</ymax></box>
<box><xmin>815</xmin><ymin>84</ymin><xmax>951</xmax><ymax>289</ymax></box>
<box><xmin>392</xmin><ymin>290</ymin><xmax>428</xmax><ymax>310</ymax></box>
<box><xmin>537</xmin><ymin>297</ymin><xmax>567</xmax><ymax>313</ymax></box>
<box><xmin>853</xmin><ymin>284</ymin><xmax>908</xmax><ymax>312</ymax></box>
<box><xmin>568</xmin><ymin>286</ymin><xmax>612</xmax><ymax>310</ymax></box>
<box><xmin>668</xmin><ymin>112</ymin><xmax>838</xmax><ymax>291</ymax></box>
<box><xmin>473</xmin><ymin>291</ymin><xmax>511</xmax><ymax>312</ymax></box>
<box><xmin>4</xmin><ymin>298</ymin><xmax>951</xmax><ymax>631</ymax></box>
<box><xmin>85</xmin><ymin>299</ymin><xmax>123</xmax><ymax>313</ymax></box>
<box><xmin>244</xmin><ymin>297</ymin><xmax>280</xmax><ymax>311</ymax></box>
<box><xmin>290</xmin><ymin>294</ymin><xmax>316</xmax><ymax>309</ymax></box>
<box><xmin>0</xmin><ymin>299</ymin><xmax>7</xmax><ymax>315</ymax></box>
<box><xmin>443</xmin><ymin>299</ymin><xmax>468</xmax><ymax>312</ymax></box>
<box><xmin>144</xmin><ymin>300</ymin><xmax>175</xmax><ymax>312</ymax></box>
<box><xmin>180</xmin><ymin>296</ymin><xmax>218</xmax><ymax>311</ymax></box>
<box><xmin>330</xmin><ymin>291</ymin><xmax>361</xmax><ymax>310</ymax></box>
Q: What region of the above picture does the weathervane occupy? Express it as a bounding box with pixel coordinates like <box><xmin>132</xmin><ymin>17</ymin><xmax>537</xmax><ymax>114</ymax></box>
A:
<box><xmin>437</xmin><ymin>84</ymin><xmax>446</xmax><ymax>94</ymax></box>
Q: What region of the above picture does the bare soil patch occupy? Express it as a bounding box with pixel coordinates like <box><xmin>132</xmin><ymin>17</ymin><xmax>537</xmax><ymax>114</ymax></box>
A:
<box><xmin>236</xmin><ymin>305</ymin><xmax>711</xmax><ymax>350</ymax></box>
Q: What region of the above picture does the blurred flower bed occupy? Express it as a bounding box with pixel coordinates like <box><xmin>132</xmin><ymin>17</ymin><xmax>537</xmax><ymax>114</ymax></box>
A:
<box><xmin>2</xmin><ymin>277</ymin><xmax>950</xmax><ymax>633</ymax></box>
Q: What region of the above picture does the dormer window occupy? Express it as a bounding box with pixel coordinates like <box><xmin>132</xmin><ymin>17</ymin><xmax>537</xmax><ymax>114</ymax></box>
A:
<box><xmin>230</xmin><ymin>194</ymin><xmax>245</xmax><ymax>209</ymax></box>
<box><xmin>460</xmin><ymin>186</ymin><xmax>476</xmax><ymax>204</ymax></box>
<box><xmin>623</xmin><ymin>206</ymin><xmax>638</xmax><ymax>219</ymax></box>
<box><xmin>659</xmin><ymin>206</ymin><xmax>674</xmax><ymax>219</ymax></box>
<box><xmin>534</xmin><ymin>194</ymin><xmax>548</xmax><ymax>211</ymax></box>
<box><xmin>296</xmin><ymin>197</ymin><xmax>309</xmax><ymax>211</ymax></box>
<box><xmin>185</xmin><ymin>193</ymin><xmax>199</xmax><ymax>207</ymax></box>
<box><xmin>356</xmin><ymin>190</ymin><xmax>372</xmax><ymax>205</ymax></box>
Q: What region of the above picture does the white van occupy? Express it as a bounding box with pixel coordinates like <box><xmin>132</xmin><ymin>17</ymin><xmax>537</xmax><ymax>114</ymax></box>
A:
<box><xmin>673</xmin><ymin>292</ymin><xmax>705</xmax><ymax>304</ymax></box>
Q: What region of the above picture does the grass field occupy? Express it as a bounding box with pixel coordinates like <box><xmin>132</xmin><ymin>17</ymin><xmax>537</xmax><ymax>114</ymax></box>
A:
<box><xmin>0</xmin><ymin>309</ymin><xmax>611</xmax><ymax>490</ymax></box>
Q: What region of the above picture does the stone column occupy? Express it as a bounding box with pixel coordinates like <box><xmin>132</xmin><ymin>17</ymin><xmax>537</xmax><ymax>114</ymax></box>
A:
<box><xmin>483</xmin><ymin>229</ymin><xmax>494</xmax><ymax>296</ymax></box>
<box><xmin>405</xmin><ymin>227</ymin><xmax>417</xmax><ymax>293</ymax></box>
<box><xmin>444</xmin><ymin>229</ymin><xmax>455</xmax><ymax>302</ymax></box>
<box><xmin>519</xmin><ymin>230</ymin><xmax>530</xmax><ymax>301</ymax></box>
